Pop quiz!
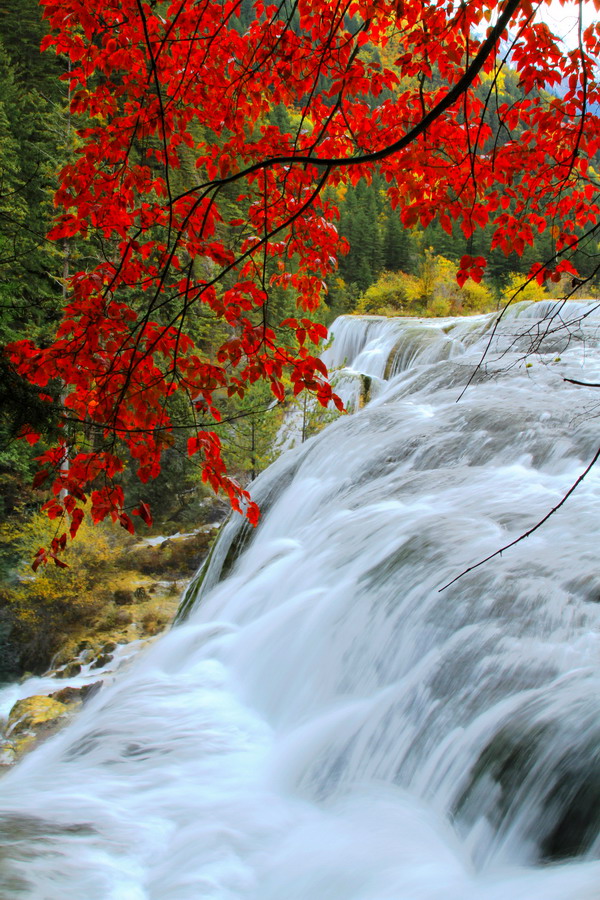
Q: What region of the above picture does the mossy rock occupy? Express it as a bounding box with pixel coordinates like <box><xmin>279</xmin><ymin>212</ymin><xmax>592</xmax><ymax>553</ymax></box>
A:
<box><xmin>1</xmin><ymin>696</ymin><xmax>77</xmax><ymax>767</ymax></box>
<box><xmin>6</xmin><ymin>696</ymin><xmax>69</xmax><ymax>737</ymax></box>
<box><xmin>90</xmin><ymin>653</ymin><xmax>113</xmax><ymax>670</ymax></box>
<box><xmin>50</xmin><ymin>682</ymin><xmax>102</xmax><ymax>705</ymax></box>
<box><xmin>55</xmin><ymin>662</ymin><xmax>82</xmax><ymax>679</ymax></box>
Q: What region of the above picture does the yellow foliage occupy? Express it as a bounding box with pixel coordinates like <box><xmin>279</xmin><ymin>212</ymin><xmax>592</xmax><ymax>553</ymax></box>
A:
<box><xmin>0</xmin><ymin>512</ymin><xmax>120</xmax><ymax>668</ymax></box>
<box><xmin>460</xmin><ymin>279</ymin><xmax>497</xmax><ymax>313</ymax></box>
<box><xmin>354</xmin><ymin>251</ymin><xmax>495</xmax><ymax>317</ymax></box>
<box><xmin>354</xmin><ymin>270</ymin><xmax>412</xmax><ymax>314</ymax></box>
<box><xmin>502</xmin><ymin>272</ymin><xmax>547</xmax><ymax>304</ymax></box>
<box><xmin>427</xmin><ymin>296</ymin><xmax>452</xmax><ymax>317</ymax></box>
<box><xmin>480</xmin><ymin>68</ymin><xmax>506</xmax><ymax>91</ymax></box>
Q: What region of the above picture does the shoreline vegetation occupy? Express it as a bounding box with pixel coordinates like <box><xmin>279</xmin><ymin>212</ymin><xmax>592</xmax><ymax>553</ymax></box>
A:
<box><xmin>0</xmin><ymin>521</ymin><xmax>223</xmax><ymax>768</ymax></box>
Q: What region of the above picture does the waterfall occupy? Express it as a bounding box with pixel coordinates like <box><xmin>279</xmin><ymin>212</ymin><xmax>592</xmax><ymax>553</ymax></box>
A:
<box><xmin>2</xmin><ymin>302</ymin><xmax>600</xmax><ymax>899</ymax></box>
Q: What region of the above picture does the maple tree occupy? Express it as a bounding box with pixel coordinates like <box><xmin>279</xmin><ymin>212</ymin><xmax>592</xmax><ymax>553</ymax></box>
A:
<box><xmin>4</xmin><ymin>0</ymin><xmax>600</xmax><ymax>566</ymax></box>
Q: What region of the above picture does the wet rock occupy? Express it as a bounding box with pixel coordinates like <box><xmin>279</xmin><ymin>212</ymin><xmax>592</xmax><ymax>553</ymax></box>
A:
<box><xmin>0</xmin><ymin>696</ymin><xmax>72</xmax><ymax>768</ymax></box>
<box><xmin>101</xmin><ymin>641</ymin><xmax>117</xmax><ymax>654</ymax></box>
<box><xmin>80</xmin><ymin>681</ymin><xmax>102</xmax><ymax>702</ymax></box>
<box><xmin>90</xmin><ymin>653</ymin><xmax>113</xmax><ymax>670</ymax></box>
<box><xmin>0</xmin><ymin>746</ymin><xmax>16</xmax><ymax>767</ymax></box>
<box><xmin>6</xmin><ymin>696</ymin><xmax>69</xmax><ymax>738</ymax></box>
<box><xmin>49</xmin><ymin>686</ymin><xmax>83</xmax><ymax>705</ymax></box>
<box><xmin>55</xmin><ymin>662</ymin><xmax>82</xmax><ymax>679</ymax></box>
<box><xmin>50</xmin><ymin>681</ymin><xmax>102</xmax><ymax>705</ymax></box>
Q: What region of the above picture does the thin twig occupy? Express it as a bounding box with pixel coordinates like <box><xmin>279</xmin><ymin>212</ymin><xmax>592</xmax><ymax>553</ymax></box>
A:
<box><xmin>439</xmin><ymin>444</ymin><xmax>600</xmax><ymax>591</ymax></box>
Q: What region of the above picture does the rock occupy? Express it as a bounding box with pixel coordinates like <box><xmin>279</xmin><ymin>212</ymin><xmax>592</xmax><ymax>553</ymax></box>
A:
<box><xmin>76</xmin><ymin>640</ymin><xmax>92</xmax><ymax>653</ymax></box>
<box><xmin>50</xmin><ymin>646</ymin><xmax>76</xmax><ymax>669</ymax></box>
<box><xmin>134</xmin><ymin>586</ymin><xmax>147</xmax><ymax>601</ymax></box>
<box><xmin>90</xmin><ymin>653</ymin><xmax>113</xmax><ymax>670</ymax></box>
<box><xmin>101</xmin><ymin>641</ymin><xmax>117</xmax><ymax>653</ymax></box>
<box><xmin>6</xmin><ymin>696</ymin><xmax>69</xmax><ymax>738</ymax></box>
<box><xmin>80</xmin><ymin>681</ymin><xmax>102</xmax><ymax>702</ymax></box>
<box><xmin>49</xmin><ymin>686</ymin><xmax>83</xmax><ymax>705</ymax></box>
<box><xmin>114</xmin><ymin>589</ymin><xmax>134</xmax><ymax>606</ymax></box>
<box><xmin>9</xmin><ymin>733</ymin><xmax>37</xmax><ymax>757</ymax></box>
<box><xmin>0</xmin><ymin>696</ymin><xmax>75</xmax><ymax>767</ymax></box>
<box><xmin>50</xmin><ymin>681</ymin><xmax>102</xmax><ymax>705</ymax></box>
<box><xmin>54</xmin><ymin>662</ymin><xmax>82</xmax><ymax>679</ymax></box>
<box><xmin>0</xmin><ymin>746</ymin><xmax>17</xmax><ymax>767</ymax></box>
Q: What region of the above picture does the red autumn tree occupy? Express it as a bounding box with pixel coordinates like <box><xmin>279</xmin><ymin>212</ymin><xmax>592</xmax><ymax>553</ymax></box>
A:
<box><xmin>6</xmin><ymin>0</ymin><xmax>600</xmax><ymax>565</ymax></box>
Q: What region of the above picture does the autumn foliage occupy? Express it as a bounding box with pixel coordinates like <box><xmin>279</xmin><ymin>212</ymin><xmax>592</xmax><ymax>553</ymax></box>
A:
<box><xmin>5</xmin><ymin>0</ymin><xmax>600</xmax><ymax>564</ymax></box>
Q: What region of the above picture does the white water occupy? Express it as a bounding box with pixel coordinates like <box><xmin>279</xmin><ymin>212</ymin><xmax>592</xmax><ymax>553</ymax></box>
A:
<box><xmin>0</xmin><ymin>642</ymin><xmax>147</xmax><ymax>723</ymax></box>
<box><xmin>2</xmin><ymin>302</ymin><xmax>600</xmax><ymax>898</ymax></box>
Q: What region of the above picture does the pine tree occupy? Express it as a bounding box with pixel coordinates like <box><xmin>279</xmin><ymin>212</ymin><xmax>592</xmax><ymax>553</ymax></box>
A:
<box><xmin>338</xmin><ymin>181</ymin><xmax>383</xmax><ymax>291</ymax></box>
<box><xmin>383</xmin><ymin>211</ymin><xmax>412</xmax><ymax>272</ymax></box>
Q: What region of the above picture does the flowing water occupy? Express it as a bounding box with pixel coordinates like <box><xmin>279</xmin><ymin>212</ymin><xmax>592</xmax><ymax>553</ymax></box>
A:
<box><xmin>2</xmin><ymin>302</ymin><xmax>600</xmax><ymax>899</ymax></box>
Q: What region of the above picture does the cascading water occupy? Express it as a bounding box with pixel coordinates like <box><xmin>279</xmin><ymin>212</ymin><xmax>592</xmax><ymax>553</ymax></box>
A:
<box><xmin>2</xmin><ymin>302</ymin><xmax>600</xmax><ymax>899</ymax></box>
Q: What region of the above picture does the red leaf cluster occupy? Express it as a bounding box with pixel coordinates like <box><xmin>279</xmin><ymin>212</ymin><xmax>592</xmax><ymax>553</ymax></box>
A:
<box><xmin>7</xmin><ymin>0</ymin><xmax>600</xmax><ymax>558</ymax></box>
<box><xmin>457</xmin><ymin>255</ymin><xmax>487</xmax><ymax>288</ymax></box>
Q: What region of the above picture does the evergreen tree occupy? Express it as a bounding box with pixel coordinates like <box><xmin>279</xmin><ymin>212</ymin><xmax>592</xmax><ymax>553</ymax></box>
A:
<box><xmin>383</xmin><ymin>211</ymin><xmax>412</xmax><ymax>272</ymax></box>
<box><xmin>0</xmin><ymin>0</ymin><xmax>62</xmax><ymax>94</ymax></box>
<box><xmin>0</xmin><ymin>30</ymin><xmax>64</xmax><ymax>316</ymax></box>
<box><xmin>338</xmin><ymin>181</ymin><xmax>383</xmax><ymax>291</ymax></box>
<box><xmin>0</xmin><ymin>5</ymin><xmax>67</xmax><ymax>485</ymax></box>
<box><xmin>269</xmin><ymin>103</ymin><xmax>293</xmax><ymax>136</ymax></box>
